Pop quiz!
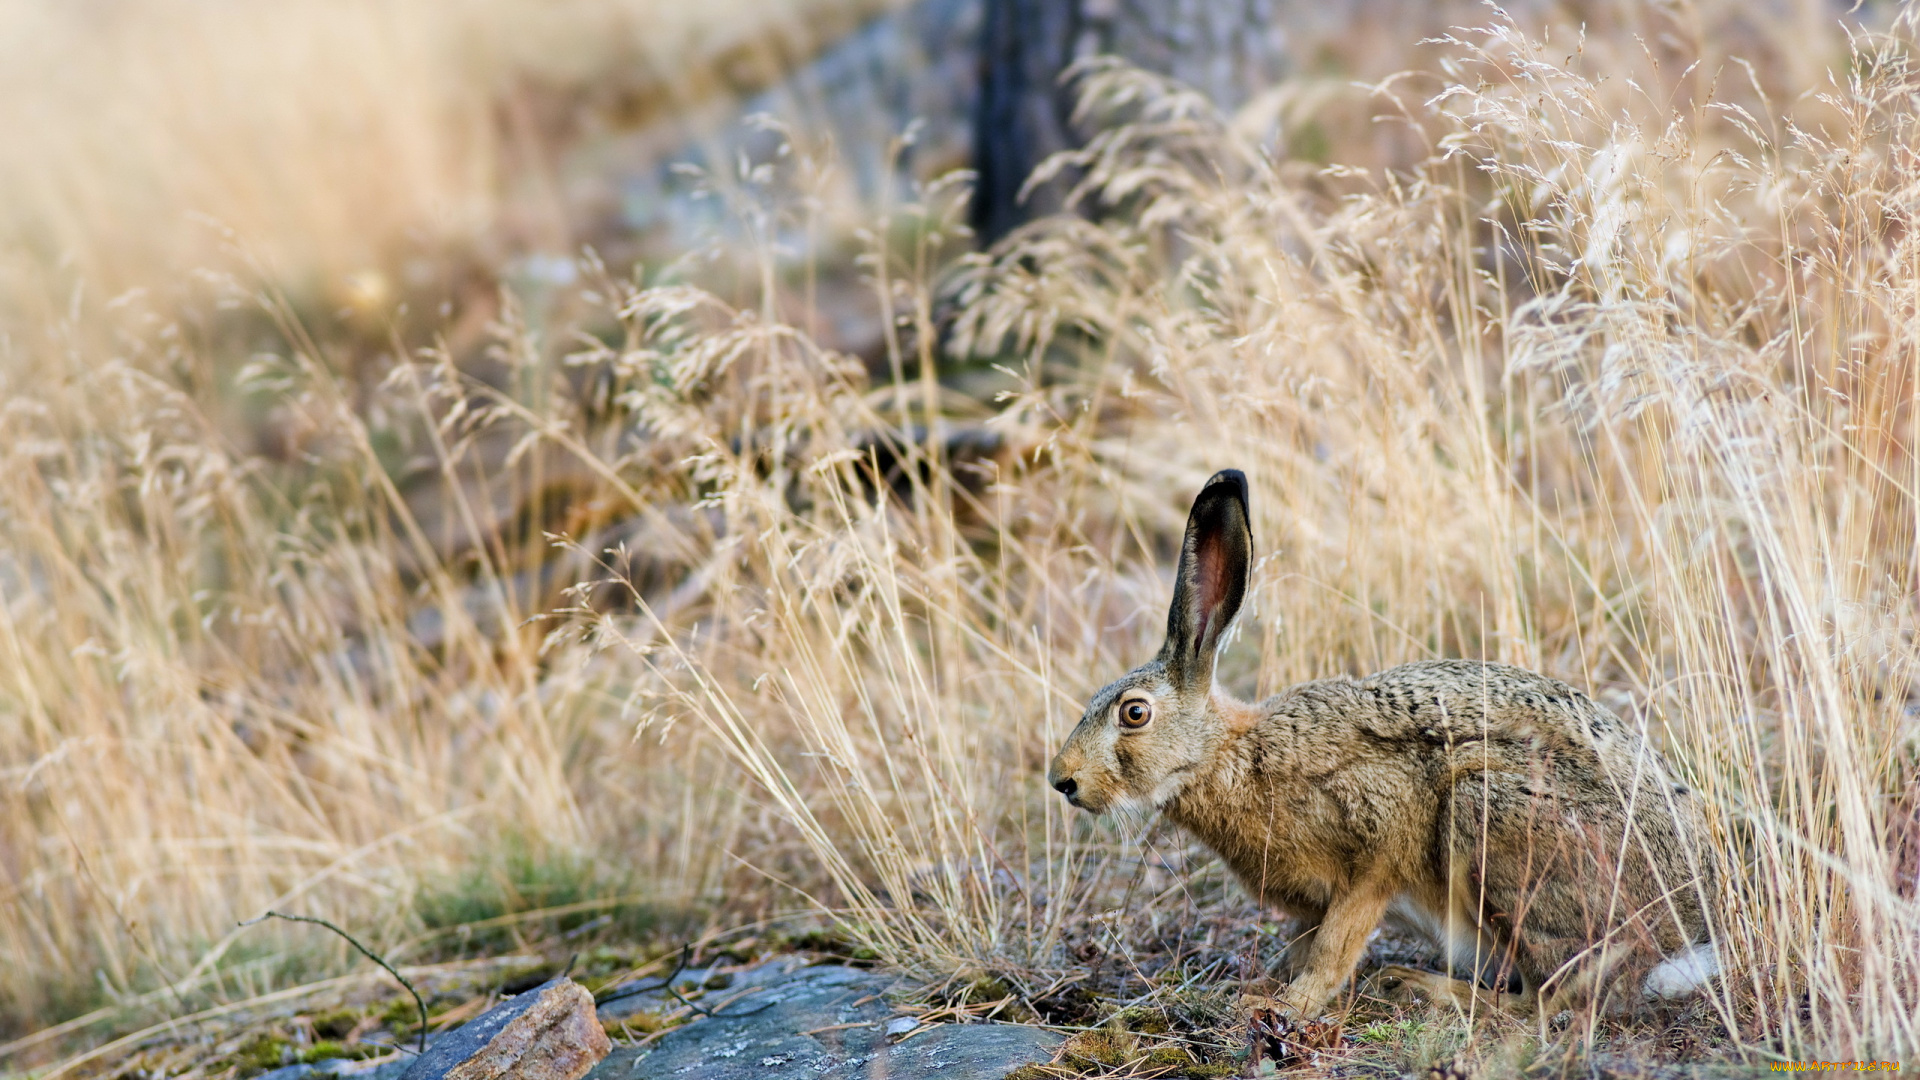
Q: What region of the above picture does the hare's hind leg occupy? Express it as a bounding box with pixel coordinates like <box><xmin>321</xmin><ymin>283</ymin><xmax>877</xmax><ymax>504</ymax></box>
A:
<box><xmin>1445</xmin><ymin>774</ymin><xmax>1660</xmax><ymax>1014</ymax></box>
<box><xmin>1370</xmin><ymin>966</ymin><xmax>1533</xmax><ymax>1014</ymax></box>
<box><xmin>1369</xmin><ymin>870</ymin><xmax>1530</xmax><ymax>1014</ymax></box>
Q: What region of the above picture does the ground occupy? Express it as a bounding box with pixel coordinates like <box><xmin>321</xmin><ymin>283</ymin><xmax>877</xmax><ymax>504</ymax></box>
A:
<box><xmin>38</xmin><ymin>905</ymin><xmax>1758</xmax><ymax>1080</ymax></box>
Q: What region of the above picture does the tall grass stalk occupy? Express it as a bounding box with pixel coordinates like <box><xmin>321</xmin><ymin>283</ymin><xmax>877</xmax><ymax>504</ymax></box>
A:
<box><xmin>4</xmin><ymin>0</ymin><xmax>1919</xmax><ymax>1066</ymax></box>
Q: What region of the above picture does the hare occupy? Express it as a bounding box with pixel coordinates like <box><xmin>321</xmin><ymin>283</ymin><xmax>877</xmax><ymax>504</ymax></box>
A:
<box><xmin>1047</xmin><ymin>469</ymin><xmax>1717</xmax><ymax>1018</ymax></box>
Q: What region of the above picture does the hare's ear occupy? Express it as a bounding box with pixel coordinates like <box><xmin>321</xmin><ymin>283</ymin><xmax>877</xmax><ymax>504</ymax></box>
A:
<box><xmin>1162</xmin><ymin>469</ymin><xmax>1252</xmax><ymax>692</ymax></box>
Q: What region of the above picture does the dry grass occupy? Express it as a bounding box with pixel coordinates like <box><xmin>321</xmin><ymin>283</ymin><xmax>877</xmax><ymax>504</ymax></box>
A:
<box><xmin>0</xmin><ymin>0</ymin><xmax>890</xmax><ymax>325</ymax></box>
<box><xmin>4</xmin><ymin>0</ymin><xmax>1920</xmax><ymax>1071</ymax></box>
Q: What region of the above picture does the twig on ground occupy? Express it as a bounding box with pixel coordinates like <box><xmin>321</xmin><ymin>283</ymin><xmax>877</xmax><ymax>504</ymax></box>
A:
<box><xmin>595</xmin><ymin>944</ymin><xmax>778</xmax><ymax>1017</ymax></box>
<box><xmin>238</xmin><ymin>911</ymin><xmax>428</xmax><ymax>1056</ymax></box>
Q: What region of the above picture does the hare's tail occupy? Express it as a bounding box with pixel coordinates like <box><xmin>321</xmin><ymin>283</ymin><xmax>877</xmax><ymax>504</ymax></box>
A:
<box><xmin>1643</xmin><ymin>941</ymin><xmax>1718</xmax><ymax>999</ymax></box>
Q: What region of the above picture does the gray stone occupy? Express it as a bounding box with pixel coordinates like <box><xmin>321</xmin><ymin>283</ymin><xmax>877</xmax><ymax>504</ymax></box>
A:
<box><xmin>595</xmin><ymin>955</ymin><xmax>814</xmax><ymax>1023</ymax></box>
<box><xmin>863</xmin><ymin>1026</ymin><xmax>1066</xmax><ymax>1080</ymax></box>
<box><xmin>588</xmin><ymin>964</ymin><xmax>1062</xmax><ymax>1080</ymax></box>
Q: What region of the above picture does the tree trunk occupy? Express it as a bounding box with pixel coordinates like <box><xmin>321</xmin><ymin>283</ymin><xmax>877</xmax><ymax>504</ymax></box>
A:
<box><xmin>970</xmin><ymin>0</ymin><xmax>1289</xmax><ymax>244</ymax></box>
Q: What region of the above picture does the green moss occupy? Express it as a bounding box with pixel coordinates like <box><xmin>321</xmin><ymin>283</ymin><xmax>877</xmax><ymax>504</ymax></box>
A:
<box><xmin>230</xmin><ymin>1033</ymin><xmax>292</xmax><ymax>1077</ymax></box>
<box><xmin>307</xmin><ymin>1007</ymin><xmax>360</xmax><ymax>1040</ymax></box>
<box><xmin>379</xmin><ymin>996</ymin><xmax>428</xmax><ymax>1037</ymax></box>
<box><xmin>1144</xmin><ymin>1046</ymin><xmax>1193</xmax><ymax>1067</ymax></box>
<box><xmin>1003</xmin><ymin>1067</ymin><xmax>1054</xmax><ymax>1080</ymax></box>
<box><xmin>297</xmin><ymin>1041</ymin><xmax>390</xmax><ymax>1064</ymax></box>
<box><xmin>1114</xmin><ymin>1006</ymin><xmax>1171</xmax><ymax>1035</ymax></box>
<box><xmin>1060</xmin><ymin>1029</ymin><xmax>1135</xmax><ymax>1071</ymax></box>
<box><xmin>1139</xmin><ymin>1045</ymin><xmax>1240</xmax><ymax>1078</ymax></box>
<box><xmin>304</xmin><ymin>1041</ymin><xmax>349</xmax><ymax>1062</ymax></box>
<box><xmin>1047</xmin><ymin>1029</ymin><xmax>1232</xmax><ymax>1079</ymax></box>
<box><xmin>962</xmin><ymin>975</ymin><xmax>1012</xmax><ymax>1005</ymax></box>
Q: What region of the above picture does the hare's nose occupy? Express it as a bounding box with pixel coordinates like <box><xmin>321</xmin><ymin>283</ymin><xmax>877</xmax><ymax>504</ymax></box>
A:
<box><xmin>1053</xmin><ymin>777</ymin><xmax>1078</xmax><ymax>798</ymax></box>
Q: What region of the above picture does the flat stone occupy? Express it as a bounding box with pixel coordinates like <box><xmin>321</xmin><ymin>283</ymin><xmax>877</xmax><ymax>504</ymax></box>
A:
<box><xmin>864</xmin><ymin>1025</ymin><xmax>1065</xmax><ymax>1080</ymax></box>
<box><xmin>587</xmin><ymin>964</ymin><xmax>1062</xmax><ymax>1080</ymax></box>
<box><xmin>400</xmin><ymin>977</ymin><xmax>609</xmax><ymax>1080</ymax></box>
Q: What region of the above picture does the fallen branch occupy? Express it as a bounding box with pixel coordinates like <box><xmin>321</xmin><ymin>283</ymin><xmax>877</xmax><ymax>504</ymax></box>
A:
<box><xmin>239</xmin><ymin>911</ymin><xmax>429</xmax><ymax>1055</ymax></box>
<box><xmin>593</xmin><ymin>944</ymin><xmax>776</xmax><ymax>1018</ymax></box>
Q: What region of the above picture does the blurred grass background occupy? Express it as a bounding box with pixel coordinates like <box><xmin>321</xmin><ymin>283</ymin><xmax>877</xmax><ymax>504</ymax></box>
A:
<box><xmin>3</xmin><ymin>0</ymin><xmax>1919</xmax><ymax>1070</ymax></box>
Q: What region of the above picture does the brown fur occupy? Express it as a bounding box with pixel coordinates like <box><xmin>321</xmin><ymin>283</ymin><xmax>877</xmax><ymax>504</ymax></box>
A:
<box><xmin>1047</xmin><ymin>471</ymin><xmax>1716</xmax><ymax>1018</ymax></box>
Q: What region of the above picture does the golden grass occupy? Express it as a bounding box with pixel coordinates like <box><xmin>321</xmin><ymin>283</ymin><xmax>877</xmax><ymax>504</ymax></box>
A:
<box><xmin>0</xmin><ymin>0</ymin><xmax>890</xmax><ymax>324</ymax></box>
<box><xmin>3</xmin><ymin>0</ymin><xmax>1919</xmax><ymax>1068</ymax></box>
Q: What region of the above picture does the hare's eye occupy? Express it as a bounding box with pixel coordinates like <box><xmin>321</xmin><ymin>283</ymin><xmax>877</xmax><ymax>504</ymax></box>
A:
<box><xmin>1119</xmin><ymin>700</ymin><xmax>1152</xmax><ymax>729</ymax></box>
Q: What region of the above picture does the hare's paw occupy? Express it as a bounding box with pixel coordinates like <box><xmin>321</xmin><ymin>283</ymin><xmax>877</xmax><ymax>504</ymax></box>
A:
<box><xmin>1368</xmin><ymin>965</ymin><xmax>1533</xmax><ymax>1014</ymax></box>
<box><xmin>1271</xmin><ymin>984</ymin><xmax>1332</xmax><ymax>1020</ymax></box>
<box><xmin>1370</xmin><ymin>965</ymin><xmax>1471</xmax><ymax>1006</ymax></box>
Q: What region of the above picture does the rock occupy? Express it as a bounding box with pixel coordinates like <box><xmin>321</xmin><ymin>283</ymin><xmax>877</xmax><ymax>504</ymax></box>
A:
<box><xmin>399</xmin><ymin>977</ymin><xmax>610</xmax><ymax>1080</ymax></box>
<box><xmin>870</xmin><ymin>1025</ymin><xmax>1067</xmax><ymax>1080</ymax></box>
<box><xmin>883</xmin><ymin>1016</ymin><xmax>919</xmax><ymax>1037</ymax></box>
<box><xmin>595</xmin><ymin>955</ymin><xmax>813</xmax><ymax>1024</ymax></box>
<box><xmin>588</xmin><ymin>963</ymin><xmax>1062</xmax><ymax>1080</ymax></box>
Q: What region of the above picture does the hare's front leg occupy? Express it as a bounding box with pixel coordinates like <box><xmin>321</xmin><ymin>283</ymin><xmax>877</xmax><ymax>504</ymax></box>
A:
<box><xmin>1276</xmin><ymin>907</ymin><xmax>1325</xmax><ymax>979</ymax></box>
<box><xmin>1274</xmin><ymin>878</ymin><xmax>1396</xmax><ymax>1018</ymax></box>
